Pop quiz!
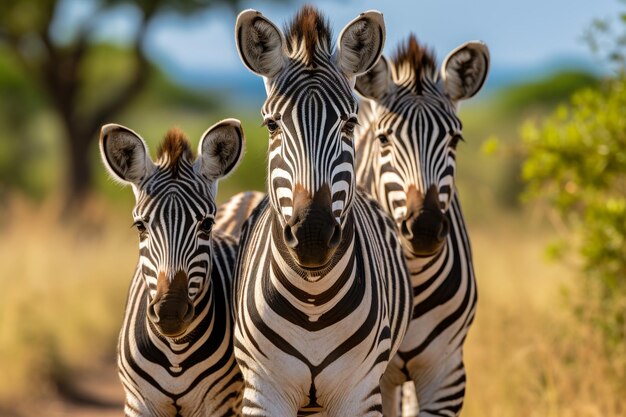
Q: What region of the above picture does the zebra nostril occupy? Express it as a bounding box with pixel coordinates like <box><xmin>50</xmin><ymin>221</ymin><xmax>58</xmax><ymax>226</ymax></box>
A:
<box><xmin>147</xmin><ymin>302</ymin><xmax>160</xmax><ymax>323</ymax></box>
<box><xmin>283</xmin><ymin>224</ymin><xmax>299</xmax><ymax>248</ymax></box>
<box><xmin>327</xmin><ymin>224</ymin><xmax>342</xmax><ymax>249</ymax></box>
<box><xmin>183</xmin><ymin>300</ymin><xmax>194</xmax><ymax>322</ymax></box>
<box><xmin>400</xmin><ymin>218</ymin><xmax>414</xmax><ymax>240</ymax></box>
<box><xmin>438</xmin><ymin>216</ymin><xmax>450</xmax><ymax>240</ymax></box>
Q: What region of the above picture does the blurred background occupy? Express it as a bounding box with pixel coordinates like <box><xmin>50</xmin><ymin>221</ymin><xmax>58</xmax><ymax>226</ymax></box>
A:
<box><xmin>0</xmin><ymin>0</ymin><xmax>625</xmax><ymax>416</ymax></box>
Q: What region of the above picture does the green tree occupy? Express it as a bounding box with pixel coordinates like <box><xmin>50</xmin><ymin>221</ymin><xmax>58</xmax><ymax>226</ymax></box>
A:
<box><xmin>0</xmin><ymin>0</ymin><xmax>257</xmax><ymax>211</ymax></box>
<box><xmin>521</xmin><ymin>8</ymin><xmax>626</xmax><ymax>366</ymax></box>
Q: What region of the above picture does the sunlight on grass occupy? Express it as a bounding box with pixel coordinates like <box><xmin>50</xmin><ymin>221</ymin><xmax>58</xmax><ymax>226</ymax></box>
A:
<box><xmin>0</xmin><ymin>197</ymin><xmax>135</xmax><ymax>406</ymax></box>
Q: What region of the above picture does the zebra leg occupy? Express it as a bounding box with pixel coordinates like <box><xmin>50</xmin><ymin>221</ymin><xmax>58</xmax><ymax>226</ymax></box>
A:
<box><xmin>241</xmin><ymin>375</ymin><xmax>299</xmax><ymax>417</ymax></box>
<box><xmin>412</xmin><ymin>352</ymin><xmax>466</xmax><ymax>417</ymax></box>
<box><xmin>380</xmin><ymin>376</ymin><xmax>401</xmax><ymax>417</ymax></box>
<box><xmin>324</xmin><ymin>378</ymin><xmax>384</xmax><ymax>417</ymax></box>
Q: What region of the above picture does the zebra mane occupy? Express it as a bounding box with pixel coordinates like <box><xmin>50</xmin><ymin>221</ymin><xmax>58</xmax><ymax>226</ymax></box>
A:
<box><xmin>392</xmin><ymin>35</ymin><xmax>438</xmax><ymax>94</ymax></box>
<box><xmin>285</xmin><ymin>5</ymin><xmax>333</xmax><ymax>65</ymax></box>
<box><xmin>156</xmin><ymin>127</ymin><xmax>194</xmax><ymax>177</ymax></box>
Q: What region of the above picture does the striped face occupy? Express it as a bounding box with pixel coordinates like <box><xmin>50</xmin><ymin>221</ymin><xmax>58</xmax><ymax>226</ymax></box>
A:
<box><xmin>100</xmin><ymin>120</ymin><xmax>244</xmax><ymax>337</ymax></box>
<box><xmin>263</xmin><ymin>63</ymin><xmax>358</xmax><ymax>229</ymax></box>
<box><xmin>356</xmin><ymin>36</ymin><xmax>489</xmax><ymax>255</ymax></box>
<box><xmin>369</xmin><ymin>92</ymin><xmax>462</xmax><ymax>223</ymax></box>
<box><xmin>132</xmin><ymin>166</ymin><xmax>216</xmax><ymax>329</ymax></box>
<box><xmin>236</xmin><ymin>7</ymin><xmax>385</xmax><ymax>269</ymax></box>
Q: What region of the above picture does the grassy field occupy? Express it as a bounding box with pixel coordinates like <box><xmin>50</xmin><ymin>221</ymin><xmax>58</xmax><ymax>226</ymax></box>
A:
<box><xmin>0</xmin><ymin>195</ymin><xmax>623</xmax><ymax>416</ymax></box>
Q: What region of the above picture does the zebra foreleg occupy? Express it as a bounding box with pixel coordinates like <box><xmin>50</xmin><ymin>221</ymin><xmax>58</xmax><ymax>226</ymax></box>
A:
<box><xmin>412</xmin><ymin>352</ymin><xmax>466</xmax><ymax>417</ymax></box>
<box><xmin>380</xmin><ymin>376</ymin><xmax>401</xmax><ymax>417</ymax></box>
<box><xmin>241</xmin><ymin>375</ymin><xmax>299</xmax><ymax>417</ymax></box>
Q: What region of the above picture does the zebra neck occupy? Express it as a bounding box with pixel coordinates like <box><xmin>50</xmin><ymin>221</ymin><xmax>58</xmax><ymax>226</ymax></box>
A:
<box><xmin>404</xmin><ymin>241</ymin><xmax>449</xmax><ymax>277</ymax></box>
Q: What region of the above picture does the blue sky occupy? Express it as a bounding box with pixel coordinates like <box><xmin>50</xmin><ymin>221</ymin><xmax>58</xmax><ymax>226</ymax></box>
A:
<box><xmin>56</xmin><ymin>0</ymin><xmax>624</xmax><ymax>91</ymax></box>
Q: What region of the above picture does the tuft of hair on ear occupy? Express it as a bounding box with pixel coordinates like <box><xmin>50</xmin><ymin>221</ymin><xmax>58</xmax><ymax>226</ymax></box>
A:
<box><xmin>156</xmin><ymin>127</ymin><xmax>194</xmax><ymax>178</ymax></box>
<box><xmin>392</xmin><ymin>34</ymin><xmax>437</xmax><ymax>94</ymax></box>
<box><xmin>285</xmin><ymin>4</ymin><xmax>332</xmax><ymax>65</ymax></box>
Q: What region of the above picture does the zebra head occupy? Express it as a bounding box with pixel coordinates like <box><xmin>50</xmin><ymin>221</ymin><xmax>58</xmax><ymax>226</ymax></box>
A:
<box><xmin>355</xmin><ymin>35</ymin><xmax>489</xmax><ymax>256</ymax></box>
<box><xmin>100</xmin><ymin>120</ymin><xmax>244</xmax><ymax>337</ymax></box>
<box><xmin>235</xmin><ymin>6</ymin><xmax>385</xmax><ymax>269</ymax></box>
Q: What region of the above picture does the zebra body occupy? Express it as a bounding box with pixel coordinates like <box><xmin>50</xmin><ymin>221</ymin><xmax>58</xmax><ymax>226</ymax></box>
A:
<box><xmin>99</xmin><ymin>120</ymin><xmax>246</xmax><ymax>417</ymax></box>
<box><xmin>215</xmin><ymin>190</ymin><xmax>265</xmax><ymax>238</ymax></box>
<box><xmin>233</xmin><ymin>7</ymin><xmax>412</xmax><ymax>416</ymax></box>
<box><xmin>234</xmin><ymin>193</ymin><xmax>411</xmax><ymax>416</ymax></box>
<box><xmin>354</xmin><ymin>37</ymin><xmax>490</xmax><ymax>416</ymax></box>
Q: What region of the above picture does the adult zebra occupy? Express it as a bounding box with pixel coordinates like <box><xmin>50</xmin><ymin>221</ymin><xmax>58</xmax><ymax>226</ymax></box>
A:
<box><xmin>215</xmin><ymin>191</ymin><xmax>265</xmax><ymax>238</ymax></box>
<box><xmin>354</xmin><ymin>36</ymin><xmax>490</xmax><ymax>416</ymax></box>
<box><xmin>232</xmin><ymin>6</ymin><xmax>412</xmax><ymax>417</ymax></box>
<box><xmin>99</xmin><ymin>119</ymin><xmax>246</xmax><ymax>417</ymax></box>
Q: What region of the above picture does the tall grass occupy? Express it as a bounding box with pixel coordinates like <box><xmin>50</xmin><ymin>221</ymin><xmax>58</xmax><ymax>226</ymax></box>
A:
<box><xmin>0</xmin><ymin>197</ymin><xmax>135</xmax><ymax>406</ymax></box>
<box><xmin>0</xmin><ymin>198</ymin><xmax>623</xmax><ymax>415</ymax></box>
<box><xmin>463</xmin><ymin>216</ymin><xmax>625</xmax><ymax>417</ymax></box>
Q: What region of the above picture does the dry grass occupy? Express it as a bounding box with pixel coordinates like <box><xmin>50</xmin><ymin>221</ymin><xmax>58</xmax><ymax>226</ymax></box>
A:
<box><xmin>0</xmin><ymin>198</ymin><xmax>623</xmax><ymax>415</ymax></box>
<box><xmin>0</xmin><ymin>197</ymin><xmax>135</xmax><ymax>406</ymax></box>
<box><xmin>464</xmin><ymin>216</ymin><xmax>625</xmax><ymax>417</ymax></box>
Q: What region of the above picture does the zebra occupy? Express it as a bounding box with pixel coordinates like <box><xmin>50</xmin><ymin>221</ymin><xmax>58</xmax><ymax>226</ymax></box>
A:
<box><xmin>232</xmin><ymin>6</ymin><xmax>413</xmax><ymax>417</ymax></box>
<box><xmin>353</xmin><ymin>35</ymin><xmax>490</xmax><ymax>416</ymax></box>
<box><xmin>99</xmin><ymin>119</ymin><xmax>246</xmax><ymax>417</ymax></box>
<box><xmin>215</xmin><ymin>190</ymin><xmax>265</xmax><ymax>238</ymax></box>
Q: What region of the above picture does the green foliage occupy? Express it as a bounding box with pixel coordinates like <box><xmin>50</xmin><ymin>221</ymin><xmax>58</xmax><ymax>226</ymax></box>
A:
<box><xmin>521</xmin><ymin>77</ymin><xmax>626</xmax><ymax>353</ymax></box>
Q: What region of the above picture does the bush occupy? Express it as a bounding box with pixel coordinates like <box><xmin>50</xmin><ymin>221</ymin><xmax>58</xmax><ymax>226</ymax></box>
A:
<box><xmin>521</xmin><ymin>77</ymin><xmax>626</xmax><ymax>369</ymax></box>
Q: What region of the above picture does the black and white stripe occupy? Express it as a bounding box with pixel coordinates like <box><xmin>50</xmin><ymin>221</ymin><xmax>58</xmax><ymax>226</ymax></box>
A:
<box><xmin>100</xmin><ymin>121</ymin><xmax>245</xmax><ymax>417</ymax></box>
<box><xmin>355</xmin><ymin>36</ymin><xmax>489</xmax><ymax>417</ymax></box>
<box><xmin>233</xmin><ymin>7</ymin><xmax>412</xmax><ymax>417</ymax></box>
<box><xmin>215</xmin><ymin>191</ymin><xmax>266</xmax><ymax>238</ymax></box>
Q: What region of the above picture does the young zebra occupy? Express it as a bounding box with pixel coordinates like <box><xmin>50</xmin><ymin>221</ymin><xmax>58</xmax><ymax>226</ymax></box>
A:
<box><xmin>354</xmin><ymin>36</ymin><xmax>490</xmax><ymax>416</ymax></box>
<box><xmin>232</xmin><ymin>6</ymin><xmax>412</xmax><ymax>417</ymax></box>
<box><xmin>100</xmin><ymin>119</ymin><xmax>246</xmax><ymax>417</ymax></box>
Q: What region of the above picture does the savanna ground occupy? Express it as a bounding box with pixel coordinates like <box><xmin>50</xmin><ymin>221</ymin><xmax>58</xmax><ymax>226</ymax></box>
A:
<box><xmin>0</xmin><ymin>59</ymin><xmax>624</xmax><ymax>416</ymax></box>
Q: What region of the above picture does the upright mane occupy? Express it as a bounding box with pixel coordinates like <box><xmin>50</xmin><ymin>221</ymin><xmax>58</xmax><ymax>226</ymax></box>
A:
<box><xmin>156</xmin><ymin>127</ymin><xmax>194</xmax><ymax>177</ymax></box>
<box><xmin>392</xmin><ymin>34</ymin><xmax>438</xmax><ymax>93</ymax></box>
<box><xmin>284</xmin><ymin>5</ymin><xmax>333</xmax><ymax>65</ymax></box>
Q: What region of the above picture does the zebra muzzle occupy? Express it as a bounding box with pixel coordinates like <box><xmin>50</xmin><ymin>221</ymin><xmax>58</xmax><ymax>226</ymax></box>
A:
<box><xmin>147</xmin><ymin>270</ymin><xmax>195</xmax><ymax>337</ymax></box>
<box><xmin>401</xmin><ymin>185</ymin><xmax>449</xmax><ymax>256</ymax></box>
<box><xmin>283</xmin><ymin>184</ymin><xmax>342</xmax><ymax>269</ymax></box>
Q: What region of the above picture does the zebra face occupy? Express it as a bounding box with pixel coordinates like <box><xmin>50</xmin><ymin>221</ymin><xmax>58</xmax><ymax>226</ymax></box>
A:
<box><xmin>356</xmin><ymin>36</ymin><xmax>489</xmax><ymax>256</ymax></box>
<box><xmin>100</xmin><ymin>120</ymin><xmax>245</xmax><ymax>337</ymax></box>
<box><xmin>236</xmin><ymin>6</ymin><xmax>385</xmax><ymax>269</ymax></box>
<box><xmin>368</xmin><ymin>97</ymin><xmax>461</xmax><ymax>256</ymax></box>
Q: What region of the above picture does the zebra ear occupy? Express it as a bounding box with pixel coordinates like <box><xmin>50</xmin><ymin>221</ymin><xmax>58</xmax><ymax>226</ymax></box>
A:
<box><xmin>196</xmin><ymin>118</ymin><xmax>245</xmax><ymax>181</ymax></box>
<box><xmin>355</xmin><ymin>55</ymin><xmax>391</xmax><ymax>100</ymax></box>
<box><xmin>99</xmin><ymin>123</ymin><xmax>155</xmax><ymax>187</ymax></box>
<box><xmin>441</xmin><ymin>41</ymin><xmax>490</xmax><ymax>102</ymax></box>
<box><xmin>336</xmin><ymin>10</ymin><xmax>386</xmax><ymax>78</ymax></box>
<box><xmin>235</xmin><ymin>9</ymin><xmax>285</xmax><ymax>79</ymax></box>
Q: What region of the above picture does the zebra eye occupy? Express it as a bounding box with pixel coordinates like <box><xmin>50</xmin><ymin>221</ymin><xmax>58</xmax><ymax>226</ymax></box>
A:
<box><xmin>342</xmin><ymin>118</ymin><xmax>358</xmax><ymax>136</ymax></box>
<box><xmin>377</xmin><ymin>134</ymin><xmax>390</xmax><ymax>145</ymax></box>
<box><xmin>450</xmin><ymin>134</ymin><xmax>464</xmax><ymax>149</ymax></box>
<box><xmin>265</xmin><ymin>119</ymin><xmax>279</xmax><ymax>134</ymax></box>
<box><xmin>199</xmin><ymin>217</ymin><xmax>214</xmax><ymax>233</ymax></box>
<box><xmin>133</xmin><ymin>220</ymin><xmax>147</xmax><ymax>234</ymax></box>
